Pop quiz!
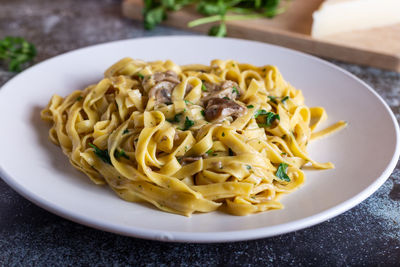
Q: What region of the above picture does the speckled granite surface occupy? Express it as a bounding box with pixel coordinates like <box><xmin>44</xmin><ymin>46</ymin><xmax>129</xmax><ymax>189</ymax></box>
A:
<box><xmin>1</xmin><ymin>0</ymin><xmax>400</xmax><ymax>265</ymax></box>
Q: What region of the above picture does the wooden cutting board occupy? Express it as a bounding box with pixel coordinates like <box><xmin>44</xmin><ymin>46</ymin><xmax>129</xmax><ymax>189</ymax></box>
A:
<box><xmin>122</xmin><ymin>0</ymin><xmax>400</xmax><ymax>72</ymax></box>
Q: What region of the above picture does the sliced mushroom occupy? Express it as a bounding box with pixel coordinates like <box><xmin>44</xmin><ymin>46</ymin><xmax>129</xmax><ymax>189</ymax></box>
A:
<box><xmin>204</xmin><ymin>97</ymin><xmax>246</xmax><ymax>122</ymax></box>
<box><xmin>202</xmin><ymin>80</ymin><xmax>242</xmax><ymax>103</ymax></box>
<box><xmin>142</xmin><ymin>70</ymin><xmax>180</xmax><ymax>92</ymax></box>
<box><xmin>153</xmin><ymin>70</ymin><xmax>180</xmax><ymax>84</ymax></box>
<box><xmin>148</xmin><ymin>81</ymin><xmax>175</xmax><ymax>105</ymax></box>
<box><xmin>143</xmin><ymin>70</ymin><xmax>181</xmax><ymax>105</ymax></box>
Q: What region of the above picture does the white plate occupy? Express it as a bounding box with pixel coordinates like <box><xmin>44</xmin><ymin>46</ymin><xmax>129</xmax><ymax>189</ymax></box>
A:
<box><xmin>0</xmin><ymin>36</ymin><xmax>399</xmax><ymax>243</ymax></box>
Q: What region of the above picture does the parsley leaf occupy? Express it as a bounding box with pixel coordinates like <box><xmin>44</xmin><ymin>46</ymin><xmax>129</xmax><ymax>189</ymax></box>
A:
<box><xmin>276</xmin><ymin>163</ymin><xmax>290</xmax><ymax>182</ymax></box>
<box><xmin>184</xmin><ymin>99</ymin><xmax>194</xmax><ymax>105</ymax></box>
<box><xmin>232</xmin><ymin>86</ymin><xmax>239</xmax><ymax>95</ymax></box>
<box><xmin>208</xmin><ymin>23</ymin><xmax>227</xmax><ymax>37</ymax></box>
<box><xmin>183</xmin><ymin>116</ymin><xmax>194</xmax><ymax>130</ymax></box>
<box><xmin>136</xmin><ymin>73</ymin><xmax>144</xmax><ymax>79</ymax></box>
<box><xmin>254</xmin><ymin>109</ymin><xmax>268</xmax><ymax>118</ymax></box>
<box><xmin>89</xmin><ymin>143</ymin><xmax>111</xmax><ymax>164</ymax></box>
<box><xmin>114</xmin><ymin>149</ymin><xmax>130</xmax><ymax>160</ymax></box>
<box><xmin>0</xmin><ymin>36</ymin><xmax>36</xmax><ymax>72</ymax></box>
<box><xmin>123</xmin><ymin>129</ymin><xmax>130</xmax><ymax>135</ymax></box>
<box><xmin>201</xmin><ymin>83</ymin><xmax>207</xmax><ymax>91</ymax></box>
<box><xmin>247</xmin><ymin>105</ymin><xmax>254</xmax><ymax>109</ymax></box>
<box><xmin>281</xmin><ymin>96</ymin><xmax>289</xmax><ymax>103</ymax></box>
<box><xmin>268</xmin><ymin>96</ymin><xmax>278</xmax><ymax>104</ymax></box>
<box><xmin>256</xmin><ymin>111</ymin><xmax>280</xmax><ymax>127</ymax></box>
<box><xmin>167</xmin><ymin>113</ymin><xmax>182</xmax><ymax>123</ymax></box>
<box><xmin>76</xmin><ymin>96</ymin><xmax>83</xmax><ymax>102</ymax></box>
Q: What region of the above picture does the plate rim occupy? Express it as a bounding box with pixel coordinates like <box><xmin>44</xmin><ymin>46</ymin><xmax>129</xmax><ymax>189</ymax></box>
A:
<box><xmin>0</xmin><ymin>35</ymin><xmax>399</xmax><ymax>243</ymax></box>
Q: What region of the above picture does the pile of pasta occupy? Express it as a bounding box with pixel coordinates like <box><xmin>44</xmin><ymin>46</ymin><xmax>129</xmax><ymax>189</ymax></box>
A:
<box><xmin>41</xmin><ymin>58</ymin><xmax>346</xmax><ymax>216</ymax></box>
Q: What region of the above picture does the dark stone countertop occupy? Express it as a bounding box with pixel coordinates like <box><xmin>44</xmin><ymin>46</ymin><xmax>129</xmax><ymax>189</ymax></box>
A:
<box><xmin>1</xmin><ymin>0</ymin><xmax>400</xmax><ymax>265</ymax></box>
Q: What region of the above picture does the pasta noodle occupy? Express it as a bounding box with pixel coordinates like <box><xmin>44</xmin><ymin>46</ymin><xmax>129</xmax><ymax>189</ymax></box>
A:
<box><xmin>41</xmin><ymin>58</ymin><xmax>346</xmax><ymax>216</ymax></box>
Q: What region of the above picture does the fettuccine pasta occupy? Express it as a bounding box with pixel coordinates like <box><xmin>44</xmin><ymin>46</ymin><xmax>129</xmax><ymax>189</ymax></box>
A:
<box><xmin>41</xmin><ymin>58</ymin><xmax>346</xmax><ymax>216</ymax></box>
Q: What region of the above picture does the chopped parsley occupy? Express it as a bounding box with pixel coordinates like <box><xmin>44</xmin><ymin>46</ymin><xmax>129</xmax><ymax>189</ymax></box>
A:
<box><xmin>184</xmin><ymin>100</ymin><xmax>194</xmax><ymax>105</ymax></box>
<box><xmin>254</xmin><ymin>109</ymin><xmax>268</xmax><ymax>118</ymax></box>
<box><xmin>223</xmin><ymin>96</ymin><xmax>230</xmax><ymax>100</ymax></box>
<box><xmin>114</xmin><ymin>149</ymin><xmax>130</xmax><ymax>160</ymax></box>
<box><xmin>222</xmin><ymin>132</ymin><xmax>225</xmax><ymax>137</ymax></box>
<box><xmin>276</xmin><ymin>163</ymin><xmax>290</xmax><ymax>182</ymax></box>
<box><xmin>206</xmin><ymin>149</ymin><xmax>217</xmax><ymax>156</ymax></box>
<box><xmin>268</xmin><ymin>96</ymin><xmax>278</xmax><ymax>104</ymax></box>
<box><xmin>137</xmin><ymin>73</ymin><xmax>144</xmax><ymax>79</ymax></box>
<box><xmin>201</xmin><ymin>83</ymin><xmax>207</xmax><ymax>91</ymax></box>
<box><xmin>167</xmin><ymin>113</ymin><xmax>182</xmax><ymax>123</ymax></box>
<box><xmin>232</xmin><ymin>86</ymin><xmax>239</xmax><ymax>95</ymax></box>
<box><xmin>201</xmin><ymin>110</ymin><xmax>205</xmax><ymax>117</ymax></box>
<box><xmin>76</xmin><ymin>96</ymin><xmax>83</xmax><ymax>101</ymax></box>
<box><xmin>89</xmin><ymin>143</ymin><xmax>111</xmax><ymax>164</ymax></box>
<box><xmin>281</xmin><ymin>96</ymin><xmax>289</xmax><ymax>103</ymax></box>
<box><xmin>183</xmin><ymin>116</ymin><xmax>194</xmax><ymax>130</ymax></box>
<box><xmin>247</xmin><ymin>105</ymin><xmax>254</xmax><ymax>109</ymax></box>
<box><xmin>246</xmin><ymin>165</ymin><xmax>252</xmax><ymax>170</ymax></box>
<box><xmin>256</xmin><ymin>111</ymin><xmax>280</xmax><ymax>127</ymax></box>
<box><xmin>122</xmin><ymin>129</ymin><xmax>130</xmax><ymax>135</ymax></box>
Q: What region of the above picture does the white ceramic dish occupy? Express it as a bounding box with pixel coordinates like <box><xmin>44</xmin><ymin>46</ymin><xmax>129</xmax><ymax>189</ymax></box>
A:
<box><xmin>0</xmin><ymin>36</ymin><xmax>398</xmax><ymax>243</ymax></box>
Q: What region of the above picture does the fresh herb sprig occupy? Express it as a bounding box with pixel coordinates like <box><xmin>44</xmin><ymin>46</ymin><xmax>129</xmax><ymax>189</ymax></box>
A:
<box><xmin>89</xmin><ymin>143</ymin><xmax>112</xmax><ymax>165</ymax></box>
<box><xmin>276</xmin><ymin>162</ymin><xmax>290</xmax><ymax>182</ymax></box>
<box><xmin>0</xmin><ymin>36</ymin><xmax>36</xmax><ymax>72</ymax></box>
<box><xmin>143</xmin><ymin>0</ymin><xmax>287</xmax><ymax>37</ymax></box>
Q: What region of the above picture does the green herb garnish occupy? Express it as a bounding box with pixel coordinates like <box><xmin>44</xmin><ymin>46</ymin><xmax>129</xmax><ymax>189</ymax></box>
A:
<box><xmin>184</xmin><ymin>99</ymin><xmax>194</xmax><ymax>105</ymax></box>
<box><xmin>222</xmin><ymin>132</ymin><xmax>225</xmax><ymax>137</ymax></box>
<box><xmin>256</xmin><ymin>111</ymin><xmax>280</xmax><ymax>127</ymax></box>
<box><xmin>123</xmin><ymin>129</ymin><xmax>130</xmax><ymax>135</ymax></box>
<box><xmin>254</xmin><ymin>109</ymin><xmax>268</xmax><ymax>118</ymax></box>
<box><xmin>281</xmin><ymin>96</ymin><xmax>289</xmax><ymax>103</ymax></box>
<box><xmin>143</xmin><ymin>0</ymin><xmax>286</xmax><ymax>37</ymax></box>
<box><xmin>201</xmin><ymin>110</ymin><xmax>206</xmax><ymax>117</ymax></box>
<box><xmin>201</xmin><ymin>83</ymin><xmax>207</xmax><ymax>91</ymax></box>
<box><xmin>276</xmin><ymin>163</ymin><xmax>290</xmax><ymax>182</ymax></box>
<box><xmin>167</xmin><ymin>113</ymin><xmax>182</xmax><ymax>123</ymax></box>
<box><xmin>268</xmin><ymin>96</ymin><xmax>278</xmax><ymax>104</ymax></box>
<box><xmin>76</xmin><ymin>96</ymin><xmax>83</xmax><ymax>102</ymax></box>
<box><xmin>114</xmin><ymin>149</ymin><xmax>130</xmax><ymax>160</ymax></box>
<box><xmin>223</xmin><ymin>96</ymin><xmax>230</xmax><ymax>100</ymax></box>
<box><xmin>228</xmin><ymin>148</ymin><xmax>234</xmax><ymax>156</ymax></box>
<box><xmin>246</xmin><ymin>165</ymin><xmax>251</xmax><ymax>170</ymax></box>
<box><xmin>89</xmin><ymin>143</ymin><xmax>111</xmax><ymax>164</ymax></box>
<box><xmin>0</xmin><ymin>36</ymin><xmax>36</xmax><ymax>72</ymax></box>
<box><xmin>183</xmin><ymin>116</ymin><xmax>194</xmax><ymax>130</ymax></box>
<box><xmin>247</xmin><ymin>105</ymin><xmax>254</xmax><ymax>109</ymax></box>
<box><xmin>232</xmin><ymin>86</ymin><xmax>239</xmax><ymax>95</ymax></box>
<box><xmin>137</xmin><ymin>73</ymin><xmax>144</xmax><ymax>79</ymax></box>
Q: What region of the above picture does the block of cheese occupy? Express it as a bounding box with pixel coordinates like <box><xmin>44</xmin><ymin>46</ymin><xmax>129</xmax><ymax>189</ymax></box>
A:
<box><xmin>311</xmin><ymin>0</ymin><xmax>400</xmax><ymax>37</ymax></box>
